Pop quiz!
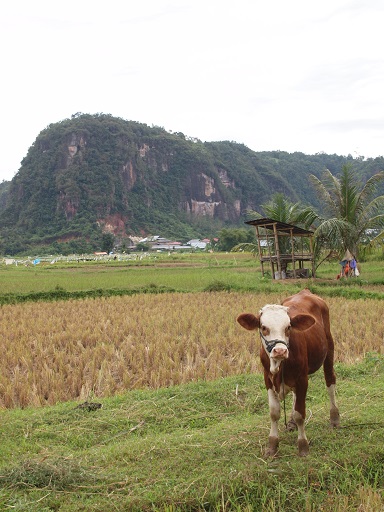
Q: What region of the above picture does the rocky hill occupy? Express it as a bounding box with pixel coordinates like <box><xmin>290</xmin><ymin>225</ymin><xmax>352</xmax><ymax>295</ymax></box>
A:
<box><xmin>0</xmin><ymin>113</ymin><xmax>383</xmax><ymax>255</ymax></box>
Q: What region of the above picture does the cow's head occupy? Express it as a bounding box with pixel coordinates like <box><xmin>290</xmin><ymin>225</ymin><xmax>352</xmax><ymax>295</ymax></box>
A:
<box><xmin>237</xmin><ymin>305</ymin><xmax>315</xmax><ymax>374</ymax></box>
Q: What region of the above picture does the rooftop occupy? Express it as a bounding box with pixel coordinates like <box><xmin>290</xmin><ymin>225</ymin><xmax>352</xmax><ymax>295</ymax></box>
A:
<box><xmin>245</xmin><ymin>217</ymin><xmax>313</xmax><ymax>236</ymax></box>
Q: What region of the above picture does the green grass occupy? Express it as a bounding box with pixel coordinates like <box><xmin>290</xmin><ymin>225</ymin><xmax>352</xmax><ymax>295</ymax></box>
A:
<box><xmin>0</xmin><ymin>253</ymin><xmax>383</xmax><ymax>304</ymax></box>
<box><xmin>0</xmin><ymin>254</ymin><xmax>256</xmax><ymax>294</ymax></box>
<box><xmin>0</xmin><ymin>355</ymin><xmax>383</xmax><ymax>511</ymax></box>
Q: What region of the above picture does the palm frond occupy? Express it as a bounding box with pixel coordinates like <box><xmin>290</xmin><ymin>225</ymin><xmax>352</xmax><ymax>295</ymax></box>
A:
<box><xmin>244</xmin><ymin>209</ymin><xmax>263</xmax><ymax>221</ymax></box>
<box><xmin>357</xmin><ymin>195</ymin><xmax>384</xmax><ymax>222</ymax></box>
<box><xmin>364</xmin><ymin>230</ymin><xmax>384</xmax><ymax>252</ymax></box>
<box><xmin>339</xmin><ymin>164</ymin><xmax>359</xmax><ymax>221</ymax></box>
<box><xmin>262</xmin><ymin>193</ymin><xmax>291</xmax><ymax>223</ymax></box>
<box><xmin>309</xmin><ymin>172</ymin><xmax>339</xmax><ymax>217</ymax></box>
<box><xmin>356</xmin><ymin>171</ymin><xmax>384</xmax><ymax>211</ymax></box>
<box><xmin>314</xmin><ymin>218</ymin><xmax>355</xmax><ymax>253</ymax></box>
<box><xmin>231</xmin><ymin>243</ymin><xmax>258</xmax><ymax>255</ymax></box>
<box><xmin>309</xmin><ymin>165</ymin><xmax>384</xmax><ymax>259</ymax></box>
<box><xmin>293</xmin><ymin>206</ymin><xmax>320</xmax><ymax>229</ymax></box>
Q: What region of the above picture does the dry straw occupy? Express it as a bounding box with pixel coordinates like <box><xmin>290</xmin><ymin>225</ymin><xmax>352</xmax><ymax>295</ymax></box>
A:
<box><xmin>0</xmin><ymin>292</ymin><xmax>382</xmax><ymax>408</ymax></box>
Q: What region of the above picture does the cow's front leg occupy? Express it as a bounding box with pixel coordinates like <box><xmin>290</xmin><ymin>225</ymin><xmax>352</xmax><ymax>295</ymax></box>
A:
<box><xmin>293</xmin><ymin>383</ymin><xmax>309</xmax><ymax>456</ymax></box>
<box><xmin>265</xmin><ymin>388</ymin><xmax>280</xmax><ymax>457</ymax></box>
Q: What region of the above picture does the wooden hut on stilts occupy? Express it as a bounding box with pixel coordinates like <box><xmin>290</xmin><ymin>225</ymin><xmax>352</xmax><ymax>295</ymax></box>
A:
<box><xmin>245</xmin><ymin>218</ymin><xmax>315</xmax><ymax>279</ymax></box>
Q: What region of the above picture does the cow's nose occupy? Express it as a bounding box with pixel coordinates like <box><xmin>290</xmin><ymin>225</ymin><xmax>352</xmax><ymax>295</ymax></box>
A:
<box><xmin>272</xmin><ymin>346</ymin><xmax>288</xmax><ymax>359</ymax></box>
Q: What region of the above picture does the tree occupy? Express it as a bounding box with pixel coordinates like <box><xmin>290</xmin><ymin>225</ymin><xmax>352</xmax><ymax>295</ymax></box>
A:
<box><xmin>217</xmin><ymin>228</ymin><xmax>255</xmax><ymax>252</ymax></box>
<box><xmin>136</xmin><ymin>241</ymin><xmax>150</xmax><ymax>252</ymax></box>
<box><xmin>309</xmin><ymin>164</ymin><xmax>384</xmax><ymax>258</ymax></box>
<box><xmin>253</xmin><ymin>192</ymin><xmax>317</xmax><ymax>229</ymax></box>
<box><xmin>101</xmin><ymin>233</ymin><xmax>115</xmax><ymax>254</ymax></box>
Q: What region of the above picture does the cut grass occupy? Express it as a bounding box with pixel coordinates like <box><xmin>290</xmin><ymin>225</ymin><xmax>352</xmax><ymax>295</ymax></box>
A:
<box><xmin>0</xmin><ymin>356</ymin><xmax>383</xmax><ymax>511</ymax></box>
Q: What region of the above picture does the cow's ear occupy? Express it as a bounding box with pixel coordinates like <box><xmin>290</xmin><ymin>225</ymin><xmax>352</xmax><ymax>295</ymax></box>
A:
<box><xmin>237</xmin><ymin>313</ymin><xmax>260</xmax><ymax>331</ymax></box>
<box><xmin>290</xmin><ymin>313</ymin><xmax>315</xmax><ymax>332</ymax></box>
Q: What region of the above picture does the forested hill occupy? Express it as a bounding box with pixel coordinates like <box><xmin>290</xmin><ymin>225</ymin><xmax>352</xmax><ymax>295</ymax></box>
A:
<box><xmin>0</xmin><ymin>113</ymin><xmax>383</xmax><ymax>255</ymax></box>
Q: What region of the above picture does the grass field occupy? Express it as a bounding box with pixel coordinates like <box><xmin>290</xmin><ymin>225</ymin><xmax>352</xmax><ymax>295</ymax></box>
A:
<box><xmin>0</xmin><ymin>252</ymin><xmax>383</xmax><ymax>510</ymax></box>
<box><xmin>0</xmin><ymin>357</ymin><xmax>383</xmax><ymax>511</ymax></box>
<box><xmin>0</xmin><ymin>252</ymin><xmax>383</xmax><ymax>302</ymax></box>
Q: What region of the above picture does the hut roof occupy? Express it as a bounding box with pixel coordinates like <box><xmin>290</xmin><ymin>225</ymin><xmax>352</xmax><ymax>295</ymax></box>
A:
<box><xmin>245</xmin><ymin>218</ymin><xmax>313</xmax><ymax>236</ymax></box>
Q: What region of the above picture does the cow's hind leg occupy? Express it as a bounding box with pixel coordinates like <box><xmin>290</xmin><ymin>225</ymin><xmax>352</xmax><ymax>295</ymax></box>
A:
<box><xmin>266</xmin><ymin>389</ymin><xmax>280</xmax><ymax>457</ymax></box>
<box><xmin>327</xmin><ymin>384</ymin><xmax>340</xmax><ymax>427</ymax></box>
<box><xmin>286</xmin><ymin>391</ymin><xmax>298</xmax><ymax>431</ymax></box>
<box><xmin>323</xmin><ymin>352</ymin><xmax>340</xmax><ymax>428</ymax></box>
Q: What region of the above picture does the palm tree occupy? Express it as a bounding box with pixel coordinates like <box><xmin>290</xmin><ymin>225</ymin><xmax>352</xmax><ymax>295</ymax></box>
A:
<box><xmin>309</xmin><ymin>164</ymin><xmax>384</xmax><ymax>259</ymax></box>
<box><xmin>252</xmin><ymin>192</ymin><xmax>317</xmax><ymax>229</ymax></box>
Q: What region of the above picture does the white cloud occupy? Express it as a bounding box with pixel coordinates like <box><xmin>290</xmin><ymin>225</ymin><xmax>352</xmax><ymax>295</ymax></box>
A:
<box><xmin>1</xmin><ymin>0</ymin><xmax>384</xmax><ymax>181</ymax></box>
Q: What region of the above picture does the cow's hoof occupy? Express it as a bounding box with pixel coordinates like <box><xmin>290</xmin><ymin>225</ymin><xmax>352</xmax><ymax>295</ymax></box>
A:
<box><xmin>286</xmin><ymin>419</ymin><xmax>297</xmax><ymax>431</ymax></box>
<box><xmin>265</xmin><ymin>436</ymin><xmax>279</xmax><ymax>457</ymax></box>
<box><xmin>298</xmin><ymin>439</ymin><xmax>309</xmax><ymax>457</ymax></box>
<box><xmin>330</xmin><ymin>407</ymin><xmax>340</xmax><ymax>428</ymax></box>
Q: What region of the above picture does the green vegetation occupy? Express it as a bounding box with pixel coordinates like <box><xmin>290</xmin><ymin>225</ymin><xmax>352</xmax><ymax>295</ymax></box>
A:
<box><xmin>233</xmin><ymin>170</ymin><xmax>384</xmax><ymax>270</ymax></box>
<box><xmin>217</xmin><ymin>228</ymin><xmax>256</xmax><ymax>252</ymax></box>
<box><xmin>0</xmin><ymin>252</ymin><xmax>383</xmax><ymax>304</ymax></box>
<box><xmin>0</xmin><ymin>357</ymin><xmax>383</xmax><ymax>511</ymax></box>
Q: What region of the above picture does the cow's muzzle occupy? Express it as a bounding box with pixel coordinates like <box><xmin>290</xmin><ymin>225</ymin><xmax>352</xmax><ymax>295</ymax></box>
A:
<box><xmin>271</xmin><ymin>345</ymin><xmax>289</xmax><ymax>359</ymax></box>
<box><xmin>260</xmin><ymin>331</ymin><xmax>289</xmax><ymax>357</ymax></box>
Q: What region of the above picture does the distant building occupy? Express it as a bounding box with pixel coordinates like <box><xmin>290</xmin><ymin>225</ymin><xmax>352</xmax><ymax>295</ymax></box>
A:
<box><xmin>135</xmin><ymin>235</ymin><xmax>210</xmax><ymax>251</ymax></box>
<box><xmin>188</xmin><ymin>239</ymin><xmax>207</xmax><ymax>249</ymax></box>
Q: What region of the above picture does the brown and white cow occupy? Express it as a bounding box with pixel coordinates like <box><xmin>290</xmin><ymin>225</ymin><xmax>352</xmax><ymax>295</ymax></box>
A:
<box><xmin>237</xmin><ymin>289</ymin><xmax>340</xmax><ymax>457</ymax></box>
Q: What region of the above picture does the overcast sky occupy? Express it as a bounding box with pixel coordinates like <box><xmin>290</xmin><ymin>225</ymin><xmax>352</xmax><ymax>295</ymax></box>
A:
<box><xmin>1</xmin><ymin>0</ymin><xmax>384</xmax><ymax>182</ymax></box>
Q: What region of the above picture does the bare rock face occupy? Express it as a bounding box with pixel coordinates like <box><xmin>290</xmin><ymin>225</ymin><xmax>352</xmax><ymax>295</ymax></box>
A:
<box><xmin>189</xmin><ymin>199</ymin><xmax>220</xmax><ymax>217</ymax></box>
<box><xmin>66</xmin><ymin>133</ymin><xmax>87</xmax><ymax>166</ymax></box>
<box><xmin>218</xmin><ymin>168</ymin><xmax>235</xmax><ymax>189</ymax></box>
<box><xmin>121</xmin><ymin>161</ymin><xmax>136</xmax><ymax>191</ymax></box>
<box><xmin>59</xmin><ymin>194</ymin><xmax>79</xmax><ymax>221</ymax></box>
<box><xmin>180</xmin><ymin>170</ymin><xmax>239</xmax><ymax>222</ymax></box>
<box><xmin>97</xmin><ymin>213</ymin><xmax>129</xmax><ymax>236</ymax></box>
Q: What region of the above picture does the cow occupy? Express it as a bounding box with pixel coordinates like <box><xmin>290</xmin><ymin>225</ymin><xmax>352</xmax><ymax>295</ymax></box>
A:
<box><xmin>237</xmin><ymin>289</ymin><xmax>340</xmax><ymax>457</ymax></box>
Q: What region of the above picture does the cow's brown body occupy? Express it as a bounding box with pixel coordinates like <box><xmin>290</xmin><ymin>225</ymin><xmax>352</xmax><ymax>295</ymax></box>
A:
<box><xmin>237</xmin><ymin>289</ymin><xmax>340</xmax><ymax>456</ymax></box>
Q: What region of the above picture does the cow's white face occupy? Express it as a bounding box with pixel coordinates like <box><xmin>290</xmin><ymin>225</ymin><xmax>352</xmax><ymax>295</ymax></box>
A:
<box><xmin>237</xmin><ymin>304</ymin><xmax>315</xmax><ymax>376</ymax></box>
<box><xmin>259</xmin><ymin>305</ymin><xmax>290</xmax><ymax>374</ymax></box>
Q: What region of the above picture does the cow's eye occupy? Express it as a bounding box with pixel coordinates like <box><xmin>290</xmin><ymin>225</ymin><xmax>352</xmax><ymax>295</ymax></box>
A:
<box><xmin>286</xmin><ymin>326</ymin><xmax>291</xmax><ymax>336</ymax></box>
<box><xmin>261</xmin><ymin>325</ymin><xmax>269</xmax><ymax>335</ymax></box>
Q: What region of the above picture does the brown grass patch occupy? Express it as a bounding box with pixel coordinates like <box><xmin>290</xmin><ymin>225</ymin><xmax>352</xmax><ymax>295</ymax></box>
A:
<box><xmin>0</xmin><ymin>292</ymin><xmax>382</xmax><ymax>408</ymax></box>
